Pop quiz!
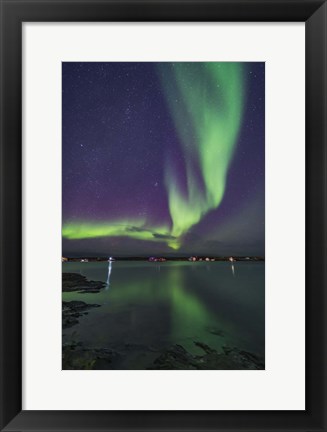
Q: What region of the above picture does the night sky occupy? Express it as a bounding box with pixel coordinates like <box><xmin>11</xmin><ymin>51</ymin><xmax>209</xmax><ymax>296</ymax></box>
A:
<box><xmin>62</xmin><ymin>62</ymin><xmax>264</xmax><ymax>257</ymax></box>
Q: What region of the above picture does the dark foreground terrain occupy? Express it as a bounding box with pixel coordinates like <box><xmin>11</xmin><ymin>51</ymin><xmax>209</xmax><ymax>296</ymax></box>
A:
<box><xmin>62</xmin><ymin>272</ymin><xmax>264</xmax><ymax>370</ymax></box>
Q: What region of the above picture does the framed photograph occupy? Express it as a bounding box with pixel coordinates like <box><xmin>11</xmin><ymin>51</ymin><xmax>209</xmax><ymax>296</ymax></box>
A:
<box><xmin>0</xmin><ymin>0</ymin><xmax>326</xmax><ymax>431</ymax></box>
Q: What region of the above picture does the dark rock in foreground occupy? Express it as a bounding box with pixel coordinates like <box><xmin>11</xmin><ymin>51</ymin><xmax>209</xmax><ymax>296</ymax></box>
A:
<box><xmin>149</xmin><ymin>342</ymin><xmax>264</xmax><ymax>370</ymax></box>
<box><xmin>62</xmin><ymin>300</ymin><xmax>100</xmax><ymax>329</ymax></box>
<box><xmin>62</xmin><ymin>272</ymin><xmax>106</xmax><ymax>293</ymax></box>
<box><xmin>62</xmin><ymin>342</ymin><xmax>120</xmax><ymax>370</ymax></box>
<box><xmin>61</xmin><ymin>339</ymin><xmax>264</xmax><ymax>370</ymax></box>
<box><xmin>222</xmin><ymin>346</ymin><xmax>264</xmax><ymax>369</ymax></box>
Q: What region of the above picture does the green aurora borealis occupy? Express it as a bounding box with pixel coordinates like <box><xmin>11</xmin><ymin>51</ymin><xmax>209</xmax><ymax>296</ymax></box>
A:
<box><xmin>62</xmin><ymin>62</ymin><xmax>249</xmax><ymax>252</ymax></box>
<box><xmin>159</xmin><ymin>63</ymin><xmax>244</xmax><ymax>248</ymax></box>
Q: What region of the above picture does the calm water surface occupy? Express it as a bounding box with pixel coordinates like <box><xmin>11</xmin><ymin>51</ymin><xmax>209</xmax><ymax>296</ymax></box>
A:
<box><xmin>62</xmin><ymin>261</ymin><xmax>264</xmax><ymax>369</ymax></box>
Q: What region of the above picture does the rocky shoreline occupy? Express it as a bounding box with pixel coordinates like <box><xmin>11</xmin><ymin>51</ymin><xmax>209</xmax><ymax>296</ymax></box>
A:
<box><xmin>62</xmin><ymin>272</ymin><xmax>106</xmax><ymax>293</ymax></box>
<box><xmin>62</xmin><ymin>340</ymin><xmax>264</xmax><ymax>370</ymax></box>
<box><xmin>62</xmin><ymin>341</ymin><xmax>120</xmax><ymax>370</ymax></box>
<box><xmin>62</xmin><ymin>300</ymin><xmax>101</xmax><ymax>329</ymax></box>
<box><xmin>149</xmin><ymin>342</ymin><xmax>264</xmax><ymax>370</ymax></box>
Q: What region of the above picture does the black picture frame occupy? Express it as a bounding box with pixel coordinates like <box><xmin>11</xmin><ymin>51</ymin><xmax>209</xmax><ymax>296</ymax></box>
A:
<box><xmin>0</xmin><ymin>0</ymin><xmax>326</xmax><ymax>431</ymax></box>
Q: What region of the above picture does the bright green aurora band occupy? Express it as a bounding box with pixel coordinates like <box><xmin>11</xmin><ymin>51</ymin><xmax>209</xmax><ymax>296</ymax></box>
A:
<box><xmin>62</xmin><ymin>63</ymin><xmax>245</xmax><ymax>250</ymax></box>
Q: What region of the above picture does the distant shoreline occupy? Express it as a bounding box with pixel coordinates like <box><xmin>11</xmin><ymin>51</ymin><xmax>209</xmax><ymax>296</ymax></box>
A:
<box><xmin>62</xmin><ymin>256</ymin><xmax>265</xmax><ymax>262</ymax></box>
